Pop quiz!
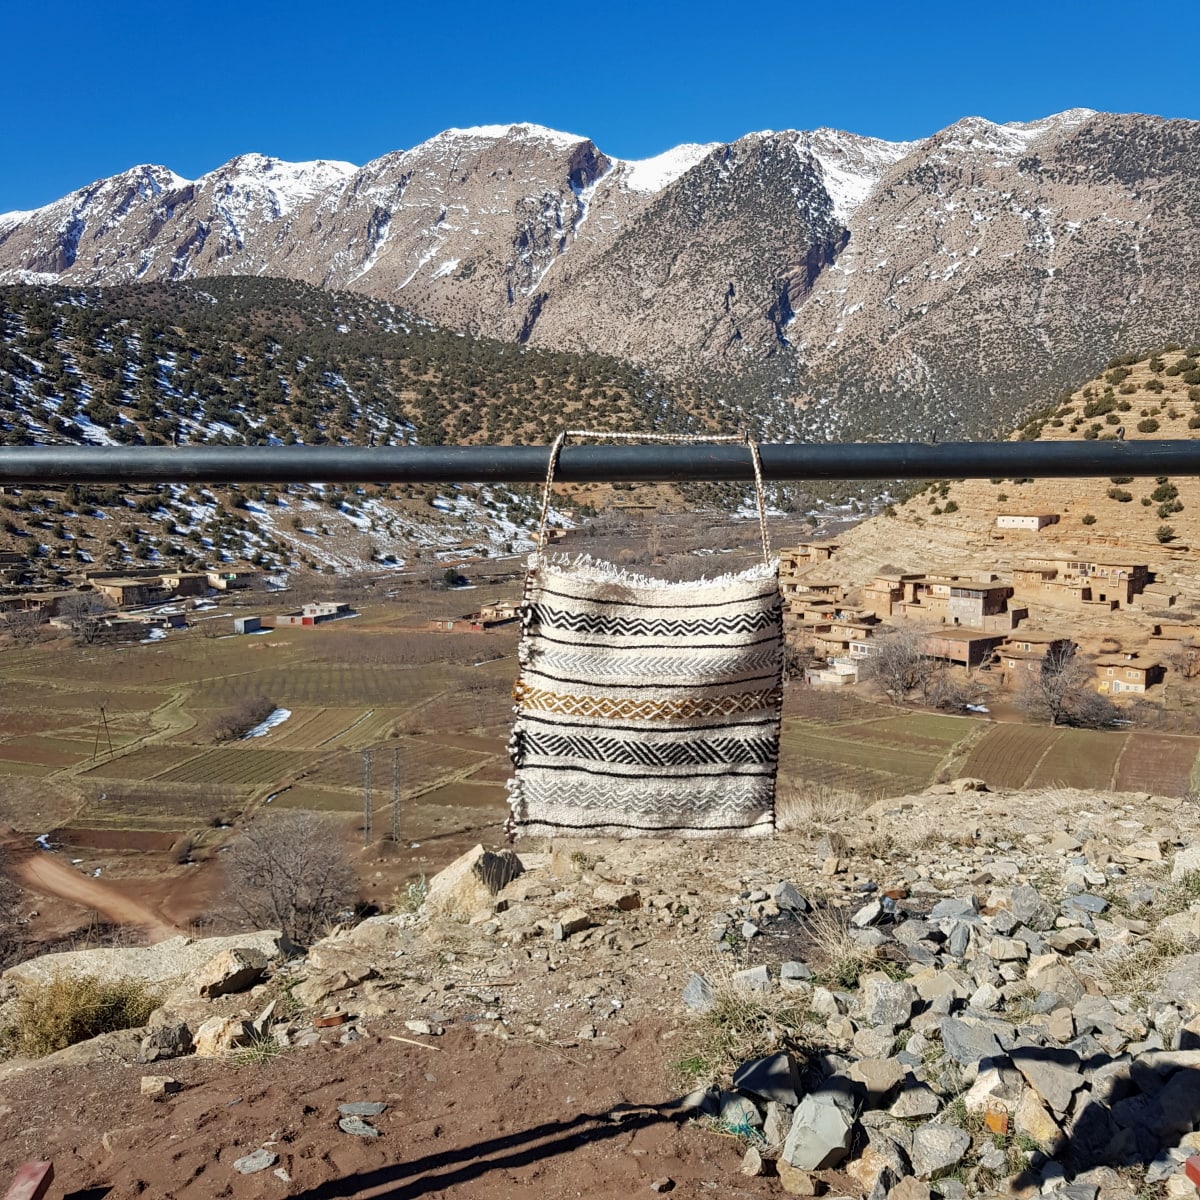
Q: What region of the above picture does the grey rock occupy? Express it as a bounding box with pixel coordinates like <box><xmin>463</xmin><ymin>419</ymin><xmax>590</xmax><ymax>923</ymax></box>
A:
<box><xmin>733</xmin><ymin>1053</ymin><xmax>800</xmax><ymax>1106</ymax></box>
<box><xmin>852</xmin><ymin>900</ymin><xmax>885</xmax><ymax>928</ymax></box>
<box><xmin>1048</xmin><ymin>927</ymin><xmax>1099</xmax><ymax>954</ymax></box>
<box><xmin>945</xmin><ymin>921</ymin><xmax>972</xmax><ymax>958</ymax></box>
<box><xmin>682</xmin><ymin>973</ymin><xmax>715</xmax><ymax>1013</ymax></box>
<box><xmin>989</xmin><ymin>909</ymin><xmax>1020</xmax><ymax>936</ymax></box>
<box><xmin>1073</xmin><ymin>994</ymin><xmax>1119</xmax><ymax>1033</ymax></box>
<box><xmin>780</xmin><ymin>961</ymin><xmax>813</xmax><ymax>981</ymax></box>
<box><xmin>139</xmin><ymin>1022</ymin><xmax>193</xmax><ymax>1063</ymax></box>
<box><xmin>930</xmin><ymin>896</ymin><xmax>979</xmax><ymax>921</ymax></box>
<box><xmin>719</xmin><ymin>1092</ymin><xmax>764</xmax><ymax>1129</ymax></box>
<box><xmin>851</xmin><ymin>928</ymin><xmax>892</xmax><ymax>949</ymax></box>
<box><xmin>894</xmin><ymin>919</ymin><xmax>932</xmax><ymax>946</ymax></box>
<box><xmin>733</xmin><ymin>965</ymin><xmax>770</xmax><ymax>993</ymax></box>
<box><xmin>854</xmin><ymin>1026</ymin><xmax>900</xmax><ymax>1059</ymax></box>
<box><xmin>940</xmin><ymin>1016</ymin><xmax>1003</xmax><ymax>1065</ymax></box>
<box><xmin>909</xmin><ymin>1124</ymin><xmax>971</xmax><ymax>1179</ymax></box>
<box><xmin>1011</xmin><ymin>884</ymin><xmax>1056</xmax><ymax>931</ymax></box>
<box><xmin>234</xmin><ymin>1148</ymin><xmax>278</xmax><ymax>1174</ymax></box>
<box><xmin>338</xmin><ymin>1102</ymin><xmax>387</xmax><ymax>1117</ymax></box>
<box><xmin>1011</xmin><ymin>1047</ymin><xmax>1082</xmax><ymax>1115</ymax></box>
<box><xmin>773</xmin><ymin>881</ymin><xmax>809</xmax><ymax>911</ymax></box>
<box><xmin>1064</xmin><ymin>893</ymin><xmax>1109</xmax><ymax>915</ymax></box>
<box><xmin>1155</xmin><ymin>955</ymin><xmax>1200</xmax><ymax>1012</ymax></box>
<box><xmin>861</xmin><ymin>977</ymin><xmax>918</xmax><ymax>1027</ymax></box>
<box><xmin>741</xmin><ymin>1145</ymin><xmax>765</xmax><ymax>1177</ymax></box>
<box><xmin>781</xmin><ymin>1093</ymin><xmax>854</xmax><ymax>1171</ymax></box>
<box><xmin>741</xmin><ymin>921</ymin><xmax>760</xmax><ymax>940</ymax></box>
<box><xmin>763</xmin><ymin>1099</ymin><xmax>793</xmax><ymax>1147</ymax></box>
<box><xmin>987</xmin><ymin>936</ymin><xmax>1029</xmax><ymax>962</ymax></box>
<box><xmin>338</xmin><ymin>1116</ymin><xmax>381</xmax><ymax>1137</ymax></box>
<box><xmin>1056</xmin><ymin>1185</ymin><xmax>1099</xmax><ymax>1200</ymax></box>
<box><xmin>888</xmin><ymin>1081</ymin><xmax>941</xmax><ymax>1118</ymax></box>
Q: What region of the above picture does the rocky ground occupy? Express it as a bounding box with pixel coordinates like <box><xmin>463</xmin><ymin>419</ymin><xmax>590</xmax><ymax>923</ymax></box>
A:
<box><xmin>2</xmin><ymin>781</ymin><xmax>1200</xmax><ymax>1199</ymax></box>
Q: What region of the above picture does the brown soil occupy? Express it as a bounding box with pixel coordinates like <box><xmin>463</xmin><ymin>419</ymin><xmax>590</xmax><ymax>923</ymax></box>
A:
<box><xmin>0</xmin><ymin>1022</ymin><xmax>780</xmax><ymax>1200</ymax></box>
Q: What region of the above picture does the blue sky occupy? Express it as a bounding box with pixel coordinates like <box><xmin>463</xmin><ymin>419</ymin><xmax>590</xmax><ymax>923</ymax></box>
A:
<box><xmin>4</xmin><ymin>0</ymin><xmax>1199</xmax><ymax>213</ymax></box>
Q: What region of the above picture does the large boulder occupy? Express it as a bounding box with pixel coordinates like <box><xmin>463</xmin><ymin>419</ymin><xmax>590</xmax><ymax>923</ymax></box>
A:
<box><xmin>193</xmin><ymin>948</ymin><xmax>269</xmax><ymax>999</ymax></box>
<box><xmin>425</xmin><ymin>845</ymin><xmax>525</xmax><ymax>917</ymax></box>
<box><xmin>3</xmin><ymin>931</ymin><xmax>285</xmax><ymax>992</ymax></box>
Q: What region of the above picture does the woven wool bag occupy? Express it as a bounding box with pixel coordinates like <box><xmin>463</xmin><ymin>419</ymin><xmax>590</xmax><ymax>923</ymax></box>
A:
<box><xmin>505</xmin><ymin>431</ymin><xmax>783</xmax><ymax>839</ymax></box>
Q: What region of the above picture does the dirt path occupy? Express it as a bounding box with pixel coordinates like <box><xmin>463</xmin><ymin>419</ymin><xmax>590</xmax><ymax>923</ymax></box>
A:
<box><xmin>1</xmin><ymin>826</ymin><xmax>181</xmax><ymax>941</ymax></box>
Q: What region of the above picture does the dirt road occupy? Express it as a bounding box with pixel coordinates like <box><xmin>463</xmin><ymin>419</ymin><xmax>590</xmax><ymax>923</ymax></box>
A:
<box><xmin>0</xmin><ymin>825</ymin><xmax>180</xmax><ymax>941</ymax></box>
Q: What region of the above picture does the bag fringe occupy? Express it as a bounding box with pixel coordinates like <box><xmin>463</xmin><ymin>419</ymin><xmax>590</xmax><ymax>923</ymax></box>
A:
<box><xmin>528</xmin><ymin>551</ymin><xmax>779</xmax><ymax>590</ymax></box>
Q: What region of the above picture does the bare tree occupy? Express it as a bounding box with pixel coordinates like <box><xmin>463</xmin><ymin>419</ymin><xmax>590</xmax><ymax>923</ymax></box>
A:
<box><xmin>222</xmin><ymin>810</ymin><xmax>358</xmax><ymax>946</ymax></box>
<box><xmin>58</xmin><ymin>593</ymin><xmax>115</xmax><ymax>645</ymax></box>
<box><xmin>0</xmin><ymin>606</ymin><xmax>42</xmax><ymax>647</ymax></box>
<box><xmin>1017</xmin><ymin>643</ymin><xmax>1116</xmax><ymax>728</ymax></box>
<box><xmin>0</xmin><ymin>848</ymin><xmax>27</xmax><ymax>969</ymax></box>
<box><xmin>1167</xmin><ymin>641</ymin><xmax>1200</xmax><ymax>681</ymax></box>
<box><xmin>863</xmin><ymin>625</ymin><xmax>943</xmax><ymax>704</ymax></box>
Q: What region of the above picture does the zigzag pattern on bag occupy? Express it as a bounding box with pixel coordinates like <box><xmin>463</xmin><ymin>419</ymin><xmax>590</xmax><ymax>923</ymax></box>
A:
<box><xmin>526</xmin><ymin>603</ymin><xmax>780</xmax><ymax>639</ymax></box>
<box><xmin>519</xmin><ymin>730</ymin><xmax>780</xmax><ymax>767</ymax></box>
<box><xmin>524</xmin><ymin>648</ymin><xmax>783</xmax><ymax>680</ymax></box>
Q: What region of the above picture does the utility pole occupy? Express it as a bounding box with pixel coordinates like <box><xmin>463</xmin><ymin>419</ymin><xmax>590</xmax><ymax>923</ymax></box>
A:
<box><xmin>361</xmin><ymin>749</ymin><xmax>372</xmax><ymax>844</ymax></box>
<box><xmin>390</xmin><ymin>747</ymin><xmax>400</xmax><ymax>843</ymax></box>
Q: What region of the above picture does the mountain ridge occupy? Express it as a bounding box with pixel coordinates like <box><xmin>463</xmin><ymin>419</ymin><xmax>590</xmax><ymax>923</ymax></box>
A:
<box><xmin>2</xmin><ymin>110</ymin><xmax>1199</xmax><ymax>443</ymax></box>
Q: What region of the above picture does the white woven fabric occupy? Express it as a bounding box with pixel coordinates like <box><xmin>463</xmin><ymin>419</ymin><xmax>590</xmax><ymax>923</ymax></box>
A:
<box><xmin>506</xmin><ymin>553</ymin><xmax>782</xmax><ymax>839</ymax></box>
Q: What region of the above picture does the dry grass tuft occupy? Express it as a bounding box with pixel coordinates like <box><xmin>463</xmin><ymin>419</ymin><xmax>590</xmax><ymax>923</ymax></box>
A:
<box><xmin>804</xmin><ymin>904</ymin><xmax>880</xmax><ymax>989</ymax></box>
<box><xmin>1100</xmin><ymin>929</ymin><xmax>1194</xmax><ymax>1000</ymax></box>
<box><xmin>673</xmin><ymin>954</ymin><xmax>809</xmax><ymax>1088</ymax></box>
<box><xmin>776</xmin><ymin>781</ymin><xmax>860</xmax><ymax>832</ymax></box>
<box><xmin>5</xmin><ymin>974</ymin><xmax>159</xmax><ymax>1058</ymax></box>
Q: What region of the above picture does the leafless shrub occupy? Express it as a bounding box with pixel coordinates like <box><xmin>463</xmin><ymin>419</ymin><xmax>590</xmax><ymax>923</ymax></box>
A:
<box><xmin>202</xmin><ymin>694</ymin><xmax>277</xmax><ymax>743</ymax></box>
<box><xmin>0</xmin><ymin>849</ymin><xmax>27</xmax><ymax>969</ymax></box>
<box><xmin>0</xmin><ymin>606</ymin><xmax>44</xmax><ymax>647</ymax></box>
<box><xmin>59</xmin><ymin>592</ymin><xmax>115</xmax><ymax>645</ymax></box>
<box><xmin>222</xmin><ymin>810</ymin><xmax>358</xmax><ymax>946</ymax></box>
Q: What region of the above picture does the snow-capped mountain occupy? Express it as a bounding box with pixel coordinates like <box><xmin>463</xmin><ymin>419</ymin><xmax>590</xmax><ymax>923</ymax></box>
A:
<box><xmin>3</xmin><ymin>111</ymin><xmax>1200</xmax><ymax>439</ymax></box>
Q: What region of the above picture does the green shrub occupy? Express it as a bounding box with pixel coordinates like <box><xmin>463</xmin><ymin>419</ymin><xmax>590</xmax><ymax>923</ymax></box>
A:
<box><xmin>9</xmin><ymin>975</ymin><xmax>159</xmax><ymax>1057</ymax></box>
<box><xmin>1138</xmin><ymin>418</ymin><xmax>1161</xmax><ymax>433</ymax></box>
<box><xmin>1106</xmin><ymin>488</ymin><xmax>1133</xmax><ymax>502</ymax></box>
<box><xmin>942</xmin><ymin>500</ymin><xmax>959</xmax><ymax>513</ymax></box>
<box><xmin>1157</xmin><ymin>525</ymin><xmax>1177</xmax><ymax>543</ymax></box>
<box><xmin>1081</xmin><ymin>514</ymin><xmax>1097</xmax><ymax>525</ymax></box>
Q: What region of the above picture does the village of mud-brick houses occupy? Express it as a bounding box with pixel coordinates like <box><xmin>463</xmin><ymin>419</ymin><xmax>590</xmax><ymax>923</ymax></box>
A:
<box><xmin>779</xmin><ymin>515</ymin><xmax>1198</xmax><ymax>700</ymax></box>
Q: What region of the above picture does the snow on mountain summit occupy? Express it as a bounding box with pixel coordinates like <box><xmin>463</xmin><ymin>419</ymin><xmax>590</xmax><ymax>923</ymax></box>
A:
<box><xmin>433</xmin><ymin>123</ymin><xmax>590</xmax><ymax>152</ymax></box>
<box><xmin>195</xmin><ymin>154</ymin><xmax>357</xmax><ymax>220</ymax></box>
<box><xmin>618</xmin><ymin>144</ymin><xmax>720</xmax><ymax>193</ymax></box>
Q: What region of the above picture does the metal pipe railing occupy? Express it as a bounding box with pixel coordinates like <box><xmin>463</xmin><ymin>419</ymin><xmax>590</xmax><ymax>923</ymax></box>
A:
<box><xmin>0</xmin><ymin>440</ymin><xmax>1197</xmax><ymax>486</ymax></box>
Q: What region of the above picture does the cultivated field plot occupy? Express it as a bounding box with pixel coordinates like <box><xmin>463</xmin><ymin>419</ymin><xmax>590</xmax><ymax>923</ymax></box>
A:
<box><xmin>782</xmin><ymin>689</ymin><xmax>888</xmax><ymax>726</ymax></box>
<box><xmin>308</xmin><ymin>738</ymin><xmax>489</xmax><ymax>793</ymax></box>
<box><xmin>779</xmin><ymin>721</ymin><xmax>945</xmax><ymax>798</ymax></box>
<box><xmin>413</xmin><ymin>683</ymin><xmax>515</xmax><ymax>733</ymax></box>
<box><xmin>838</xmin><ymin>713</ymin><xmax>971</xmax><ymax>754</ymax></box>
<box><xmin>4</xmin><ymin>684</ymin><xmax>170</xmax><ymax>713</ymax></box>
<box><xmin>79</xmin><ymin>745</ymin><xmax>205</xmax><ymax>780</ymax></box>
<box><xmin>77</xmin><ymin>785</ymin><xmax>242</xmax><ymax>831</ymax></box>
<box><xmin>1027</xmin><ymin>729</ymin><xmax>1127</xmax><ymax>790</ymax></box>
<box><xmin>156</xmin><ymin>748</ymin><xmax>321</xmax><ymax>788</ymax></box>
<box><xmin>0</xmin><ymin>711</ymin><xmax>89</xmax><ymax>738</ymax></box>
<box><xmin>960</xmin><ymin>725</ymin><xmax>1069</xmax><ymax>790</ymax></box>
<box><xmin>272</xmin><ymin>786</ymin><xmax>361</xmax><ymax>813</ymax></box>
<box><xmin>1116</xmin><ymin>733</ymin><xmax>1200</xmax><ymax>796</ymax></box>
<box><xmin>186</xmin><ymin>664</ymin><xmax>449</xmax><ymax>708</ymax></box>
<box><xmin>0</xmin><ymin>736</ymin><xmax>96</xmax><ymax>768</ymax></box>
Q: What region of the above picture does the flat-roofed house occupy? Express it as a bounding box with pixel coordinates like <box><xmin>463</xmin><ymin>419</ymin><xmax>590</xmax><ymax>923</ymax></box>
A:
<box><xmin>997</xmin><ymin>514</ymin><xmax>1059</xmax><ymax>531</ymax></box>
<box><xmin>1095</xmin><ymin>656</ymin><xmax>1165</xmax><ymax>695</ymax></box>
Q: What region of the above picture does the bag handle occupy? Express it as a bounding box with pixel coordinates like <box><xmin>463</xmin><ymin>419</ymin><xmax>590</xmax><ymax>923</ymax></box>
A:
<box><xmin>535</xmin><ymin>429</ymin><xmax>773</xmax><ymax>566</ymax></box>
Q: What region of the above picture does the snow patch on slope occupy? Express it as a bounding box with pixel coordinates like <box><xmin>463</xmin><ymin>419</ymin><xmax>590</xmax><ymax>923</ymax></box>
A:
<box><xmin>619</xmin><ymin>144</ymin><xmax>719</xmax><ymax>193</ymax></box>
<box><xmin>798</xmin><ymin>129</ymin><xmax>918</xmax><ymax>224</ymax></box>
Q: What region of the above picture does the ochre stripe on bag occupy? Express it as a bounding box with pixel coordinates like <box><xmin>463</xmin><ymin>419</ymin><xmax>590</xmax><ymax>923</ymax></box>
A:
<box><xmin>512</xmin><ymin>682</ymin><xmax>783</xmax><ymax>720</ymax></box>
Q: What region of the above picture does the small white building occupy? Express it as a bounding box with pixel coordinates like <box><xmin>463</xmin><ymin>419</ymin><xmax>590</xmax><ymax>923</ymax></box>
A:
<box><xmin>996</xmin><ymin>514</ymin><xmax>1059</xmax><ymax>531</ymax></box>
